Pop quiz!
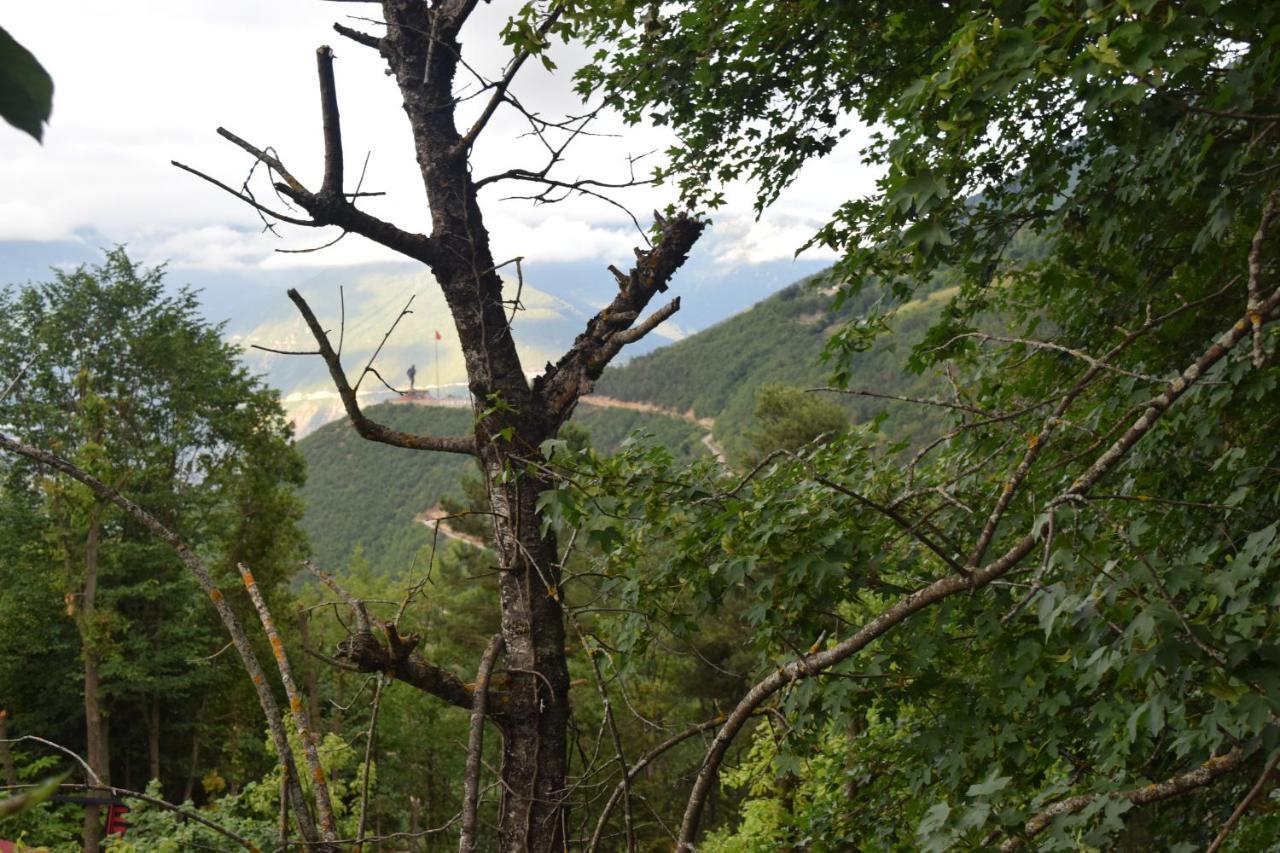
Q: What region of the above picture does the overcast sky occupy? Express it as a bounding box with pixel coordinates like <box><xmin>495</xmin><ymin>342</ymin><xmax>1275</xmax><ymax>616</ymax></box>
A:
<box><xmin>1</xmin><ymin>2</ymin><xmax>875</xmax><ymax>276</ymax></box>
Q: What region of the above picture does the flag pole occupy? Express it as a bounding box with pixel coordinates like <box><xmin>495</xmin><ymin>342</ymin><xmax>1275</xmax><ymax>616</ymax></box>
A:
<box><xmin>434</xmin><ymin>329</ymin><xmax>441</xmax><ymax>399</ymax></box>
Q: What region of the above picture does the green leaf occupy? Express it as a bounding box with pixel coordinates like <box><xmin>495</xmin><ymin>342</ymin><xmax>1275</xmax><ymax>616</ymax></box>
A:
<box><xmin>0</xmin><ymin>25</ymin><xmax>53</xmax><ymax>142</ymax></box>
<box><xmin>967</xmin><ymin>772</ymin><xmax>1011</xmax><ymax>797</ymax></box>
<box><xmin>903</xmin><ymin>218</ymin><xmax>953</xmax><ymax>253</ymax></box>
<box><xmin>0</xmin><ymin>771</ymin><xmax>70</xmax><ymax>820</ymax></box>
<box><xmin>917</xmin><ymin>801</ymin><xmax>953</xmax><ymax>849</ymax></box>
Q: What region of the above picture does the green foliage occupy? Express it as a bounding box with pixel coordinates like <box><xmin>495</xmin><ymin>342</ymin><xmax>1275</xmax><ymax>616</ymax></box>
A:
<box><xmin>558</xmin><ymin>2</ymin><xmax>1280</xmax><ymax>846</ymax></box>
<box><xmin>100</xmin><ymin>781</ymin><xmax>276</xmax><ymax>853</ymax></box>
<box><xmin>743</xmin><ymin>385</ymin><xmax>850</xmax><ymax>463</ymax></box>
<box><xmin>577</xmin><ymin>0</ymin><xmax>1280</xmax><ymax>362</ymax></box>
<box><xmin>0</xmin><ymin>248</ymin><xmax>306</xmax><ymax>832</ymax></box>
<box><xmin>100</xmin><ymin>726</ymin><xmax>372</xmax><ymax>853</ymax></box>
<box><xmin>596</xmin><ymin>275</ymin><xmax>954</xmax><ymax>458</ymax></box>
<box><xmin>0</xmin><ymin>24</ymin><xmax>52</xmax><ymax>142</ymax></box>
<box><xmin>552</xmin><ymin>326</ymin><xmax>1280</xmax><ymax>844</ymax></box>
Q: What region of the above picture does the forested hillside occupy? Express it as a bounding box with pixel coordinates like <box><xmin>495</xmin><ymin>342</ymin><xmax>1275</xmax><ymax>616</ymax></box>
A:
<box><xmin>596</xmin><ymin>274</ymin><xmax>954</xmax><ymax>456</ymax></box>
<box><xmin>299</xmin><ymin>400</ymin><xmax>709</xmax><ymax>573</ymax></box>
<box><xmin>298</xmin><ymin>270</ymin><xmax>960</xmax><ymax>575</ymax></box>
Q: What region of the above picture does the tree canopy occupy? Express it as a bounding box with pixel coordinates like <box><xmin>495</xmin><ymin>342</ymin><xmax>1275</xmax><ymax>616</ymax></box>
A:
<box><xmin>0</xmin><ymin>249</ymin><xmax>305</xmax><ymax>849</ymax></box>
<box><xmin>4</xmin><ymin>2</ymin><xmax>1280</xmax><ymax>851</ymax></box>
<box><xmin>551</xmin><ymin>1</ymin><xmax>1280</xmax><ymax>848</ymax></box>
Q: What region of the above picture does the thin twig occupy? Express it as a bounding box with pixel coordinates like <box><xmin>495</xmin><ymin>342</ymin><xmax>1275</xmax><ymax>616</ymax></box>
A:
<box><xmin>355</xmin><ymin>294</ymin><xmax>416</xmax><ymax>393</ymax></box>
<box><xmin>460</xmin><ymin>634</ymin><xmax>504</xmax><ymax>853</ymax></box>
<box><xmin>572</xmin><ymin>621</ymin><xmax>636</xmax><ymax>852</ymax></box>
<box><xmin>808</xmin><ymin>386</ymin><xmax>992</xmax><ymax>416</ymax></box>
<box><xmin>1207</xmin><ymin>747</ymin><xmax>1280</xmax><ymax>853</ymax></box>
<box><xmin>1</xmin><ymin>351</ymin><xmax>38</xmax><ymax>403</ymax></box>
<box><xmin>356</xmin><ymin>675</ymin><xmax>385</xmax><ymax>851</ymax></box>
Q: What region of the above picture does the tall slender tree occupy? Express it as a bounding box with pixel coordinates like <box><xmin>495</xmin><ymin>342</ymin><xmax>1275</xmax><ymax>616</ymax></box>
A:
<box><xmin>0</xmin><ymin>249</ymin><xmax>305</xmax><ymax>850</ymax></box>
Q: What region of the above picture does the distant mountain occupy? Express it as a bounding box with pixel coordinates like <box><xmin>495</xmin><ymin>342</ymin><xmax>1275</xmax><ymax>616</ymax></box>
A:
<box><xmin>1</xmin><ymin>237</ymin><xmax>828</xmax><ymax>435</ymax></box>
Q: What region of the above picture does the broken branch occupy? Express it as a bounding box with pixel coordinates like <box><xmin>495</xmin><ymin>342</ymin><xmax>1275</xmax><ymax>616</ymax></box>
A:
<box><xmin>287</xmin><ymin>288</ymin><xmax>475</xmax><ymax>455</ymax></box>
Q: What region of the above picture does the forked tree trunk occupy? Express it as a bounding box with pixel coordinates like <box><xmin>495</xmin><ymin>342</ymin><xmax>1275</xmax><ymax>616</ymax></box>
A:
<box><xmin>148</xmin><ymin>697</ymin><xmax>161</xmax><ymax>783</ymax></box>
<box><xmin>181</xmin><ymin>3</ymin><xmax>702</xmax><ymax>848</ymax></box>
<box><xmin>379</xmin><ymin>11</ymin><xmax>576</xmax><ymax>847</ymax></box>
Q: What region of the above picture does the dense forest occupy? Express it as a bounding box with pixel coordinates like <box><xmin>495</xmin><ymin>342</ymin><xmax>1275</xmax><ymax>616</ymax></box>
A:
<box><xmin>3</xmin><ymin>2</ymin><xmax>1280</xmax><ymax>852</ymax></box>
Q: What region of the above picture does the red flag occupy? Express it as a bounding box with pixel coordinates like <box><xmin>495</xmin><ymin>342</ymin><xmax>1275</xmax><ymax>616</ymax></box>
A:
<box><xmin>434</xmin><ymin>329</ymin><xmax>442</xmax><ymax>341</ymax></box>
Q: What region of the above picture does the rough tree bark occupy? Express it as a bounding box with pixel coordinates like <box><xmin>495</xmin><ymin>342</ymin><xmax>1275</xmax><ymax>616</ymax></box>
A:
<box><xmin>174</xmin><ymin>3</ymin><xmax>702</xmax><ymax>850</ymax></box>
<box><xmin>147</xmin><ymin>697</ymin><xmax>161</xmax><ymax>784</ymax></box>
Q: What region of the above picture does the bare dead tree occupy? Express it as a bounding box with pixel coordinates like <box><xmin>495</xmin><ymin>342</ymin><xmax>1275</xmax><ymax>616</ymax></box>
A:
<box><xmin>172</xmin><ymin>4</ymin><xmax>702</xmax><ymax>850</ymax></box>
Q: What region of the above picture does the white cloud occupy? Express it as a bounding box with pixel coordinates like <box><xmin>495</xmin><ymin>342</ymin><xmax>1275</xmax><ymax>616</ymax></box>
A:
<box><xmin>489</xmin><ymin>213</ymin><xmax>638</xmax><ymax>264</ymax></box>
<box><xmin>710</xmin><ymin>215</ymin><xmax>837</xmax><ymax>266</ymax></box>
<box><xmin>0</xmin><ymin>198</ymin><xmax>76</xmax><ymax>242</ymax></box>
<box><xmin>1</xmin><ymin>3</ymin><xmax>880</xmax><ymax>278</ymax></box>
<box><xmin>137</xmin><ymin>225</ymin><xmax>268</xmax><ymax>270</ymax></box>
<box><xmin>651</xmin><ymin>321</ymin><xmax>688</xmax><ymax>342</ymax></box>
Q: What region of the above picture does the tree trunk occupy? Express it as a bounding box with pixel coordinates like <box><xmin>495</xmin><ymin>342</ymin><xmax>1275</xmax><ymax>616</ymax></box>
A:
<box><xmin>183</xmin><ymin>699</ymin><xmax>203</xmax><ymax>804</ymax></box>
<box><xmin>487</xmin><ymin>468</ymin><xmax>570</xmax><ymax>852</ymax></box>
<box><xmin>0</xmin><ymin>710</ymin><xmax>17</xmax><ymax>788</ymax></box>
<box><xmin>298</xmin><ymin>609</ymin><xmax>323</xmax><ymax>728</ymax></box>
<box><xmin>408</xmin><ymin>795</ymin><xmax>421</xmax><ymax>853</ymax></box>
<box><xmin>148</xmin><ymin>696</ymin><xmax>161</xmax><ymax>784</ymax></box>
<box><xmin>379</xmin><ymin>11</ymin><xmax>575</xmax><ymax>847</ymax></box>
<box><xmin>183</xmin><ymin>732</ymin><xmax>200</xmax><ymax>803</ymax></box>
<box><xmin>81</xmin><ymin>511</ymin><xmax>109</xmax><ymax>852</ymax></box>
<box><xmin>200</xmin><ymin>8</ymin><xmax>700</xmax><ymax>849</ymax></box>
